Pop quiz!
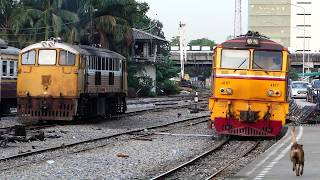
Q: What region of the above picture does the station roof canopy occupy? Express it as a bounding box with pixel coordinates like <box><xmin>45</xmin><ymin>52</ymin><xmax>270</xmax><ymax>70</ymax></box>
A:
<box><xmin>132</xmin><ymin>28</ymin><xmax>168</xmax><ymax>42</ymax></box>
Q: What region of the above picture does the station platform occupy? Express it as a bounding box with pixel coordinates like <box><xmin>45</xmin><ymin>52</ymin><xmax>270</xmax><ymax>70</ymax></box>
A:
<box><xmin>230</xmin><ymin>125</ymin><xmax>320</xmax><ymax>179</ymax></box>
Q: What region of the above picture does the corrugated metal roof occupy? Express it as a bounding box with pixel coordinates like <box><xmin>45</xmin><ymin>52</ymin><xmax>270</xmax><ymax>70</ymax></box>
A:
<box><xmin>133</xmin><ymin>28</ymin><xmax>167</xmax><ymax>42</ymax></box>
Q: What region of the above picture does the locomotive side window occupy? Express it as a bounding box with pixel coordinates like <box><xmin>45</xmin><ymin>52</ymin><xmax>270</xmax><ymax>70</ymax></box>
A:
<box><xmin>9</xmin><ymin>61</ymin><xmax>14</xmax><ymax>76</ymax></box>
<box><xmin>1</xmin><ymin>60</ymin><xmax>17</xmax><ymax>77</ymax></box>
<box><xmin>2</xmin><ymin>61</ymin><xmax>7</xmax><ymax>76</ymax></box>
<box><xmin>38</xmin><ymin>49</ymin><xmax>56</xmax><ymax>65</ymax></box>
<box><xmin>59</xmin><ymin>50</ymin><xmax>75</xmax><ymax>65</ymax></box>
<box><xmin>221</xmin><ymin>49</ymin><xmax>250</xmax><ymax>69</ymax></box>
<box><xmin>102</xmin><ymin>57</ymin><xmax>106</xmax><ymax>70</ymax></box>
<box><xmin>109</xmin><ymin>58</ymin><xmax>113</xmax><ymax>71</ymax></box>
<box><xmin>21</xmin><ymin>50</ymin><xmax>36</xmax><ymax>65</ymax></box>
<box><xmin>97</xmin><ymin>57</ymin><xmax>102</xmax><ymax>70</ymax></box>
<box><xmin>109</xmin><ymin>72</ymin><xmax>114</xmax><ymax>85</ymax></box>
<box><xmin>253</xmin><ymin>51</ymin><xmax>282</xmax><ymax>71</ymax></box>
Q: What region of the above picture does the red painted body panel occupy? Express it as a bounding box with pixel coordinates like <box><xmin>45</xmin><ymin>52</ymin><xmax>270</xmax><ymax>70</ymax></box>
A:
<box><xmin>214</xmin><ymin>117</ymin><xmax>282</xmax><ymax>137</ymax></box>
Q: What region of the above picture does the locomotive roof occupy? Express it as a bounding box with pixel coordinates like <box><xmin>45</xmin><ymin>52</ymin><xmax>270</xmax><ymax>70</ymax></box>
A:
<box><xmin>1</xmin><ymin>46</ymin><xmax>19</xmax><ymax>55</ymax></box>
<box><xmin>78</xmin><ymin>45</ymin><xmax>125</xmax><ymax>60</ymax></box>
<box><xmin>221</xmin><ymin>36</ymin><xmax>285</xmax><ymax>51</ymax></box>
<box><xmin>21</xmin><ymin>41</ymin><xmax>125</xmax><ymax>59</ymax></box>
<box><xmin>0</xmin><ymin>38</ymin><xmax>7</xmax><ymax>49</ymax></box>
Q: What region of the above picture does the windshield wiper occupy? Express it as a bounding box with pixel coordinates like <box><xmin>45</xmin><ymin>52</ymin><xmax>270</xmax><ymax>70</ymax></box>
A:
<box><xmin>253</xmin><ymin>62</ymin><xmax>269</xmax><ymax>75</ymax></box>
<box><xmin>234</xmin><ymin>58</ymin><xmax>248</xmax><ymax>72</ymax></box>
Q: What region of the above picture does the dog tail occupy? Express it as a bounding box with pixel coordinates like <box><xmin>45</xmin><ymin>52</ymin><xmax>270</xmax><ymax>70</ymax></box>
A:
<box><xmin>291</xmin><ymin>127</ymin><xmax>297</xmax><ymax>144</ymax></box>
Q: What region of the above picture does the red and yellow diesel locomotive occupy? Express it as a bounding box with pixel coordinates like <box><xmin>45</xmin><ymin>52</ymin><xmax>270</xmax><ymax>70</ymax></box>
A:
<box><xmin>209</xmin><ymin>31</ymin><xmax>289</xmax><ymax>137</ymax></box>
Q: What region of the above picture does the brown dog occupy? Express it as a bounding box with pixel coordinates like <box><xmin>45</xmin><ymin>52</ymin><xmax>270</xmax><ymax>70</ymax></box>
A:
<box><xmin>290</xmin><ymin>127</ymin><xmax>304</xmax><ymax>176</ymax></box>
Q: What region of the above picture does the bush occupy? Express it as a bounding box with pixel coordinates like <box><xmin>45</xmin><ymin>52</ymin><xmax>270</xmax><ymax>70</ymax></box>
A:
<box><xmin>160</xmin><ymin>80</ymin><xmax>180</xmax><ymax>95</ymax></box>
<box><xmin>136</xmin><ymin>76</ymin><xmax>154</xmax><ymax>97</ymax></box>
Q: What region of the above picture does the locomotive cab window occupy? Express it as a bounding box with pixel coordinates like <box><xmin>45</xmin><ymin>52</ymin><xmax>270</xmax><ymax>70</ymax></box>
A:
<box><xmin>253</xmin><ymin>51</ymin><xmax>282</xmax><ymax>71</ymax></box>
<box><xmin>221</xmin><ymin>49</ymin><xmax>250</xmax><ymax>69</ymax></box>
<box><xmin>59</xmin><ymin>50</ymin><xmax>75</xmax><ymax>65</ymax></box>
<box><xmin>21</xmin><ymin>50</ymin><xmax>36</xmax><ymax>65</ymax></box>
<box><xmin>38</xmin><ymin>49</ymin><xmax>56</xmax><ymax>65</ymax></box>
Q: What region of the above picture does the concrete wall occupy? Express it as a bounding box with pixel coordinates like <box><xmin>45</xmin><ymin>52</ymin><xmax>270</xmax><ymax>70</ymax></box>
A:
<box><xmin>142</xmin><ymin>64</ymin><xmax>156</xmax><ymax>93</ymax></box>
<box><xmin>248</xmin><ymin>0</ymin><xmax>291</xmax><ymax>47</ymax></box>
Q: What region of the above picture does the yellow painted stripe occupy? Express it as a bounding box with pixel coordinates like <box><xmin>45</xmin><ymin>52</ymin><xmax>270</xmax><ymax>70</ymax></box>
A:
<box><xmin>1</xmin><ymin>79</ymin><xmax>17</xmax><ymax>83</ymax></box>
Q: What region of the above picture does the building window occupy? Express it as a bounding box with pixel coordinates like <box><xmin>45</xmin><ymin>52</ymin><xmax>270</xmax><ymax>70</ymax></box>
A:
<box><xmin>296</xmin><ymin>25</ymin><xmax>311</xmax><ymax>27</ymax></box>
<box><xmin>297</xmin><ymin>2</ymin><xmax>311</xmax><ymax>4</ymax></box>
<box><xmin>296</xmin><ymin>36</ymin><xmax>311</xmax><ymax>38</ymax></box>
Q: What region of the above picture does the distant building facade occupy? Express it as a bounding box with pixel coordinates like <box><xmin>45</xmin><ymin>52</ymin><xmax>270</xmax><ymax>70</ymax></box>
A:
<box><xmin>248</xmin><ymin>0</ymin><xmax>320</xmax><ymax>72</ymax></box>
<box><xmin>131</xmin><ymin>28</ymin><xmax>168</xmax><ymax>93</ymax></box>
<box><xmin>248</xmin><ymin>0</ymin><xmax>291</xmax><ymax>47</ymax></box>
<box><xmin>290</xmin><ymin>0</ymin><xmax>320</xmax><ymax>53</ymax></box>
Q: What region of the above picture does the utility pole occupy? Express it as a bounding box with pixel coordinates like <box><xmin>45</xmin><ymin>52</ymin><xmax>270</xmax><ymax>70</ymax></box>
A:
<box><xmin>234</xmin><ymin>0</ymin><xmax>242</xmax><ymax>37</ymax></box>
<box><xmin>179</xmin><ymin>22</ymin><xmax>187</xmax><ymax>79</ymax></box>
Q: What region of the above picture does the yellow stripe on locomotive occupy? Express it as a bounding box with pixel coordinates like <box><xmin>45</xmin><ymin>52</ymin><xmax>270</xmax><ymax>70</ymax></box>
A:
<box><xmin>209</xmin><ymin>31</ymin><xmax>289</xmax><ymax>137</ymax></box>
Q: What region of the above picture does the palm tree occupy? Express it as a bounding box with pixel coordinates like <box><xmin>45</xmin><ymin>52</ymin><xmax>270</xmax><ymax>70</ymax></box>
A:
<box><xmin>0</xmin><ymin>0</ymin><xmax>18</xmax><ymax>40</ymax></box>
<box><xmin>78</xmin><ymin>0</ymin><xmax>134</xmax><ymax>49</ymax></box>
<box><xmin>9</xmin><ymin>0</ymin><xmax>79</xmax><ymax>46</ymax></box>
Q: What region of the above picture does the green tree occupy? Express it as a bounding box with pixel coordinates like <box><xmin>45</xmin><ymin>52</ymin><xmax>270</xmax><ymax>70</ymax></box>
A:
<box><xmin>189</xmin><ymin>38</ymin><xmax>215</xmax><ymax>47</ymax></box>
<box><xmin>289</xmin><ymin>67</ymin><xmax>299</xmax><ymax>81</ymax></box>
<box><xmin>0</xmin><ymin>0</ymin><xmax>17</xmax><ymax>36</ymax></box>
<box><xmin>8</xmin><ymin>0</ymin><xmax>79</xmax><ymax>47</ymax></box>
<box><xmin>170</xmin><ymin>36</ymin><xmax>179</xmax><ymax>46</ymax></box>
<box><xmin>156</xmin><ymin>58</ymin><xmax>180</xmax><ymax>95</ymax></box>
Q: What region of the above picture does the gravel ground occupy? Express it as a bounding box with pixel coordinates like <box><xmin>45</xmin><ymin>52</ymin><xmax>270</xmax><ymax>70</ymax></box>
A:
<box><xmin>217</xmin><ymin>140</ymin><xmax>276</xmax><ymax>179</ymax></box>
<box><xmin>164</xmin><ymin>140</ymin><xmax>257</xmax><ymax>180</ymax></box>
<box><xmin>0</xmin><ymin>116</ymin><xmax>22</xmax><ymax>128</ymax></box>
<box><xmin>0</xmin><ymin>119</ymin><xmax>216</xmax><ymax>179</ymax></box>
<box><xmin>1</xmin><ymin>107</ymin><xmax>209</xmax><ymax>159</ymax></box>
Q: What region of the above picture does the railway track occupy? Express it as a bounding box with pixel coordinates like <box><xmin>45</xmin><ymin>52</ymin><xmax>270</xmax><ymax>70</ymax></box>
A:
<box><xmin>205</xmin><ymin>141</ymin><xmax>260</xmax><ymax>180</ymax></box>
<box><xmin>0</xmin><ymin>115</ymin><xmax>209</xmax><ymax>171</ymax></box>
<box><xmin>150</xmin><ymin>140</ymin><xmax>260</xmax><ymax>180</ymax></box>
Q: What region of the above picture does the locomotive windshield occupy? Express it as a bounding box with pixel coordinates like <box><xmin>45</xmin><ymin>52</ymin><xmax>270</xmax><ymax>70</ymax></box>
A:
<box><xmin>253</xmin><ymin>51</ymin><xmax>282</xmax><ymax>71</ymax></box>
<box><xmin>21</xmin><ymin>50</ymin><xmax>36</xmax><ymax>65</ymax></box>
<box><xmin>221</xmin><ymin>49</ymin><xmax>250</xmax><ymax>69</ymax></box>
<box><xmin>38</xmin><ymin>49</ymin><xmax>56</xmax><ymax>65</ymax></box>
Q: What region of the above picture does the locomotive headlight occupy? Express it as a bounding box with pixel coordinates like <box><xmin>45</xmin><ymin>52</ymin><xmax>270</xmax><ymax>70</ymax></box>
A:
<box><xmin>267</xmin><ymin>90</ymin><xmax>274</xmax><ymax>96</ymax></box>
<box><xmin>220</xmin><ymin>88</ymin><xmax>232</xmax><ymax>95</ymax></box>
<box><xmin>226</xmin><ymin>88</ymin><xmax>233</xmax><ymax>95</ymax></box>
<box><xmin>274</xmin><ymin>90</ymin><xmax>281</xmax><ymax>96</ymax></box>
<box><xmin>246</xmin><ymin>38</ymin><xmax>259</xmax><ymax>46</ymax></box>
<box><xmin>268</xmin><ymin>90</ymin><xmax>281</xmax><ymax>97</ymax></box>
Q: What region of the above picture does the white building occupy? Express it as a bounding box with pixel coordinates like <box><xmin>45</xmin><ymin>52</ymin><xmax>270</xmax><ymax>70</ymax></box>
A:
<box><xmin>290</xmin><ymin>0</ymin><xmax>320</xmax><ymax>53</ymax></box>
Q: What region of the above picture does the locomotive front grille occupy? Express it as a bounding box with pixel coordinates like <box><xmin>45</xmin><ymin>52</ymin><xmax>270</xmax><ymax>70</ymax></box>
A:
<box><xmin>17</xmin><ymin>97</ymin><xmax>77</xmax><ymax>121</ymax></box>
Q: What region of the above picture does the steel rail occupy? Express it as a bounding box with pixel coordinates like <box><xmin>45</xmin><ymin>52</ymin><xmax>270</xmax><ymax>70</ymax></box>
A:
<box><xmin>205</xmin><ymin>141</ymin><xmax>260</xmax><ymax>180</ymax></box>
<box><xmin>0</xmin><ymin>114</ymin><xmax>209</xmax><ymax>167</ymax></box>
<box><xmin>150</xmin><ymin>138</ymin><xmax>230</xmax><ymax>180</ymax></box>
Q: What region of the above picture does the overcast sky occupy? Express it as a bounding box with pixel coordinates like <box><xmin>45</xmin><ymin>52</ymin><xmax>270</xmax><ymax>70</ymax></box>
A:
<box><xmin>140</xmin><ymin>0</ymin><xmax>248</xmax><ymax>43</ymax></box>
